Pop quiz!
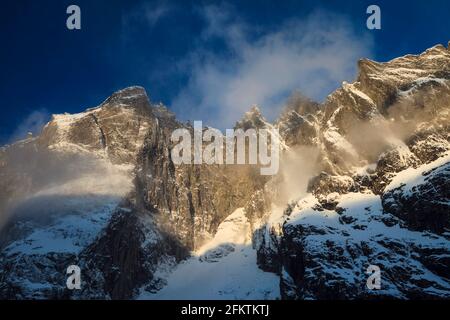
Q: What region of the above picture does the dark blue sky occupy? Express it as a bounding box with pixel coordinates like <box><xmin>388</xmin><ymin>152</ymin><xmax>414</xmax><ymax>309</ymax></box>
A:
<box><xmin>0</xmin><ymin>0</ymin><xmax>449</xmax><ymax>143</ymax></box>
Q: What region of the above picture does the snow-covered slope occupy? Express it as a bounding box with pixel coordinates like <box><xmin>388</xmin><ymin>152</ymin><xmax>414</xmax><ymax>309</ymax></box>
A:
<box><xmin>276</xmin><ymin>190</ymin><xmax>450</xmax><ymax>299</ymax></box>
<box><xmin>140</xmin><ymin>209</ymin><xmax>279</xmax><ymax>300</ymax></box>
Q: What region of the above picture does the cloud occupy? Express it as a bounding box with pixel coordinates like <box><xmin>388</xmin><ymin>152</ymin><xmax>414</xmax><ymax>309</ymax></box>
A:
<box><xmin>171</xmin><ymin>6</ymin><xmax>374</xmax><ymax>128</ymax></box>
<box><xmin>142</xmin><ymin>1</ymin><xmax>172</xmax><ymax>27</ymax></box>
<box><xmin>10</xmin><ymin>109</ymin><xmax>50</xmax><ymax>142</ymax></box>
<box><xmin>122</xmin><ymin>1</ymin><xmax>173</xmax><ymax>31</ymax></box>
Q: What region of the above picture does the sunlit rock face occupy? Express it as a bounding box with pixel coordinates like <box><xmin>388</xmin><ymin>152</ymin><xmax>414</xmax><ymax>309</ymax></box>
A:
<box><xmin>134</xmin><ymin>105</ymin><xmax>268</xmax><ymax>250</ymax></box>
<box><xmin>0</xmin><ymin>87</ymin><xmax>157</xmax><ymax>299</ymax></box>
<box><xmin>252</xmin><ymin>44</ymin><xmax>450</xmax><ymax>299</ymax></box>
<box><xmin>0</xmin><ymin>85</ymin><xmax>264</xmax><ymax>299</ymax></box>
<box><xmin>1</xmin><ymin>44</ymin><xmax>450</xmax><ymax>299</ymax></box>
<box><xmin>38</xmin><ymin>86</ymin><xmax>155</xmax><ymax>165</ymax></box>
<box><xmin>0</xmin><ymin>87</ymin><xmax>154</xmax><ymax>214</ymax></box>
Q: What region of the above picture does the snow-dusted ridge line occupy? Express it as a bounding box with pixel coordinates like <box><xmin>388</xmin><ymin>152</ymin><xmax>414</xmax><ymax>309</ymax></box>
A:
<box><xmin>385</xmin><ymin>152</ymin><xmax>450</xmax><ymax>193</ymax></box>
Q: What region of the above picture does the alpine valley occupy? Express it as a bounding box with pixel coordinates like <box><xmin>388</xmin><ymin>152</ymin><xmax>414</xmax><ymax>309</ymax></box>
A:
<box><xmin>0</xmin><ymin>43</ymin><xmax>449</xmax><ymax>300</ymax></box>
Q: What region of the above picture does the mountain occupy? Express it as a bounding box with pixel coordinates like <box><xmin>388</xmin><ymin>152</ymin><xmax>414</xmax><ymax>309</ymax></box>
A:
<box><xmin>0</xmin><ymin>43</ymin><xmax>449</xmax><ymax>299</ymax></box>
<box><xmin>253</xmin><ymin>43</ymin><xmax>450</xmax><ymax>299</ymax></box>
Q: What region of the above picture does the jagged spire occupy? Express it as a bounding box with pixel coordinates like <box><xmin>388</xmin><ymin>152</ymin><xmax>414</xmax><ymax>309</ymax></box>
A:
<box><xmin>235</xmin><ymin>105</ymin><xmax>268</xmax><ymax>130</ymax></box>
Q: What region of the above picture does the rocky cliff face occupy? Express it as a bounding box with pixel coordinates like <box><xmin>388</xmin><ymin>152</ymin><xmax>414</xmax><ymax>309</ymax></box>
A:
<box><xmin>0</xmin><ymin>44</ymin><xmax>449</xmax><ymax>299</ymax></box>
<box><xmin>0</xmin><ymin>87</ymin><xmax>158</xmax><ymax>299</ymax></box>
<box><xmin>252</xmin><ymin>43</ymin><xmax>450</xmax><ymax>299</ymax></box>
<box><xmin>38</xmin><ymin>86</ymin><xmax>154</xmax><ymax>165</ymax></box>
<box><xmin>133</xmin><ymin>111</ymin><xmax>265</xmax><ymax>250</ymax></box>
<box><xmin>0</xmin><ymin>86</ymin><xmax>262</xmax><ymax>299</ymax></box>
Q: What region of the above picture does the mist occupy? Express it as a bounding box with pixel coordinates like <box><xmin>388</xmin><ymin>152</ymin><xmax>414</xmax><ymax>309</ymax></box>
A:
<box><xmin>275</xmin><ymin>146</ymin><xmax>321</xmax><ymax>205</ymax></box>
<box><xmin>346</xmin><ymin>82</ymin><xmax>450</xmax><ymax>164</ymax></box>
<box><xmin>171</xmin><ymin>6</ymin><xmax>373</xmax><ymax>129</ymax></box>
<box><xmin>0</xmin><ymin>146</ymin><xmax>132</xmax><ymax>233</ymax></box>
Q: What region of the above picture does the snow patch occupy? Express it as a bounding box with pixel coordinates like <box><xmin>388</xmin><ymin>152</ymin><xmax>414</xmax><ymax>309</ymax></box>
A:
<box><xmin>139</xmin><ymin>209</ymin><xmax>280</xmax><ymax>300</ymax></box>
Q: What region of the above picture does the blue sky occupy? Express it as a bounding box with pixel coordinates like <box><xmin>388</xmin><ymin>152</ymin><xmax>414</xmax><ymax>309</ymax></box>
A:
<box><xmin>0</xmin><ymin>0</ymin><xmax>449</xmax><ymax>143</ymax></box>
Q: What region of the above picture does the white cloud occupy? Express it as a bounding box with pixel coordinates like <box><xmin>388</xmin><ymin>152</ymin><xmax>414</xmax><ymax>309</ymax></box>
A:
<box><xmin>143</xmin><ymin>2</ymin><xmax>172</xmax><ymax>27</ymax></box>
<box><xmin>122</xmin><ymin>1</ymin><xmax>173</xmax><ymax>31</ymax></box>
<box><xmin>11</xmin><ymin>109</ymin><xmax>49</xmax><ymax>142</ymax></box>
<box><xmin>171</xmin><ymin>6</ymin><xmax>374</xmax><ymax>128</ymax></box>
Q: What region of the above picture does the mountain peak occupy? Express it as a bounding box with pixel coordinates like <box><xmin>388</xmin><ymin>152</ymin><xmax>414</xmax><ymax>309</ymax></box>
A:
<box><xmin>246</xmin><ymin>105</ymin><xmax>263</xmax><ymax>118</ymax></box>
<box><xmin>356</xmin><ymin>43</ymin><xmax>450</xmax><ymax>87</ymax></box>
<box><xmin>235</xmin><ymin>105</ymin><xmax>268</xmax><ymax>130</ymax></box>
<box><xmin>100</xmin><ymin>86</ymin><xmax>150</xmax><ymax>108</ymax></box>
